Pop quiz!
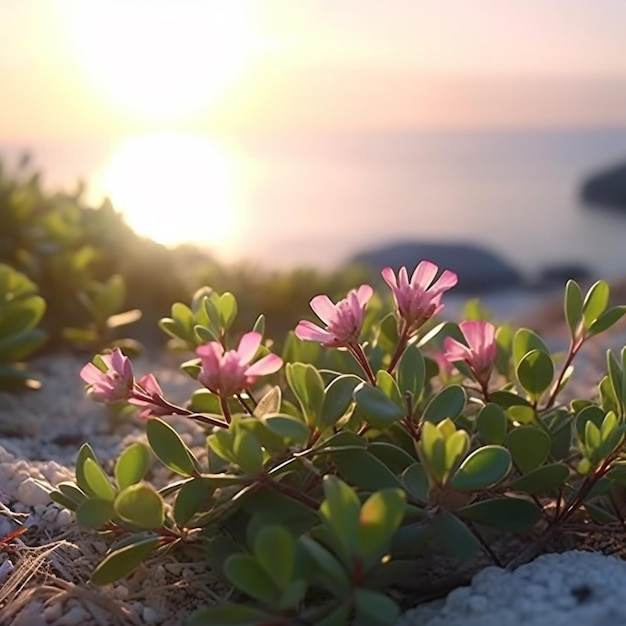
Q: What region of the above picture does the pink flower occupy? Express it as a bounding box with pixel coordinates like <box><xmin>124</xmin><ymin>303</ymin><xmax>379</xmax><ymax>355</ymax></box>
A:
<box><xmin>129</xmin><ymin>374</ymin><xmax>171</xmax><ymax>420</ymax></box>
<box><xmin>80</xmin><ymin>348</ymin><xmax>134</xmax><ymax>403</ymax></box>
<box><xmin>295</xmin><ymin>285</ymin><xmax>373</xmax><ymax>348</ymax></box>
<box><xmin>382</xmin><ymin>262</ymin><xmax>458</xmax><ymax>334</ymax></box>
<box><xmin>196</xmin><ymin>332</ymin><xmax>283</xmax><ymax>398</ymax></box>
<box><xmin>443</xmin><ymin>321</ymin><xmax>497</xmax><ymax>386</ymax></box>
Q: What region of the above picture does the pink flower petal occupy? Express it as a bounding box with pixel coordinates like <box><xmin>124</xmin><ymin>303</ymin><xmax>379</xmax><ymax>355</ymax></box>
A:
<box><xmin>237</xmin><ymin>332</ymin><xmax>262</xmax><ymax>364</ymax></box>
<box><xmin>398</xmin><ymin>266</ymin><xmax>410</xmax><ymax>290</ymax></box>
<box><xmin>80</xmin><ymin>363</ymin><xmax>103</xmax><ymax>384</ymax></box>
<box><xmin>411</xmin><ymin>261</ymin><xmax>438</xmax><ymax>289</ymax></box>
<box><xmin>295</xmin><ymin>320</ymin><xmax>334</xmax><ymax>344</ymax></box>
<box><xmin>443</xmin><ymin>337</ymin><xmax>471</xmax><ymax>363</ymax></box>
<box><xmin>197</xmin><ymin>342</ymin><xmax>224</xmax><ymax>360</ymax></box>
<box><xmin>355</xmin><ymin>284</ymin><xmax>373</xmax><ymax>306</ymax></box>
<box><xmin>246</xmin><ymin>353</ymin><xmax>283</xmax><ymax>377</ymax></box>
<box><xmin>309</xmin><ymin>294</ymin><xmax>337</xmax><ymax>325</ymax></box>
<box><xmin>430</xmin><ymin>269</ymin><xmax>459</xmax><ymax>295</ymax></box>
<box><xmin>381</xmin><ymin>267</ymin><xmax>397</xmax><ymax>289</ymax></box>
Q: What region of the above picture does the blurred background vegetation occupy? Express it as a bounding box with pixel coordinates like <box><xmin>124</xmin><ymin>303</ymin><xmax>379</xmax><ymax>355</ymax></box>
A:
<box><xmin>0</xmin><ymin>156</ymin><xmax>370</xmax><ymax>360</ymax></box>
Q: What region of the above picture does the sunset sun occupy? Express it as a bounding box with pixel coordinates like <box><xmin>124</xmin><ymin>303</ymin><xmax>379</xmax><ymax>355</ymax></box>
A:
<box><xmin>62</xmin><ymin>1</ymin><xmax>261</xmax><ymax>120</ymax></box>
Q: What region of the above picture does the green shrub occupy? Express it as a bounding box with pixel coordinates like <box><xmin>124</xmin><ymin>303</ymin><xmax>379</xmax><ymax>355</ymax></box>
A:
<box><xmin>0</xmin><ymin>263</ymin><xmax>47</xmax><ymax>388</ymax></box>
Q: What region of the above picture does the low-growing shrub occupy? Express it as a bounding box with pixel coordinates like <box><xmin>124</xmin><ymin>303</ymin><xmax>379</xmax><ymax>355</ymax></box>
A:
<box><xmin>0</xmin><ymin>263</ymin><xmax>47</xmax><ymax>389</ymax></box>
<box><xmin>48</xmin><ymin>263</ymin><xmax>626</xmax><ymax>625</ymax></box>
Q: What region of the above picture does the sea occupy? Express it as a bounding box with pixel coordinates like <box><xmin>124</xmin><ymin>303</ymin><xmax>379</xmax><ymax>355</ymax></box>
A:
<box><xmin>2</xmin><ymin>128</ymin><xmax>626</xmax><ymax>305</ymax></box>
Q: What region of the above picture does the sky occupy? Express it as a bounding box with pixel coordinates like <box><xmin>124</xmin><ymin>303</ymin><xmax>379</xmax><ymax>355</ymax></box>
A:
<box><xmin>2</xmin><ymin>0</ymin><xmax>626</xmax><ymax>139</ymax></box>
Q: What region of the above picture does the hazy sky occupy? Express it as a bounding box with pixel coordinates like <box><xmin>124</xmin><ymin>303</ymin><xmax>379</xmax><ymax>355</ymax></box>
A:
<box><xmin>2</xmin><ymin>0</ymin><xmax>626</xmax><ymax>139</ymax></box>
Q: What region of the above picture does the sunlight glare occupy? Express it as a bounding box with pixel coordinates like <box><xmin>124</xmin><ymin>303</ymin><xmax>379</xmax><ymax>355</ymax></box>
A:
<box><xmin>100</xmin><ymin>134</ymin><xmax>240</xmax><ymax>256</ymax></box>
<box><xmin>62</xmin><ymin>0</ymin><xmax>260</xmax><ymax>120</ymax></box>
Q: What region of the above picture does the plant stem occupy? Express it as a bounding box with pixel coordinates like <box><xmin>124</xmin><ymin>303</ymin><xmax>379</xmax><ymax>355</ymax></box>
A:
<box><xmin>543</xmin><ymin>337</ymin><xmax>583</xmax><ymax>410</ymax></box>
<box><xmin>219</xmin><ymin>395</ymin><xmax>232</xmax><ymax>424</ymax></box>
<box><xmin>387</xmin><ymin>324</ymin><xmax>410</xmax><ymax>374</ymax></box>
<box><xmin>236</xmin><ymin>394</ymin><xmax>255</xmax><ymax>415</ymax></box>
<box><xmin>348</xmin><ymin>343</ymin><xmax>376</xmax><ymax>386</ymax></box>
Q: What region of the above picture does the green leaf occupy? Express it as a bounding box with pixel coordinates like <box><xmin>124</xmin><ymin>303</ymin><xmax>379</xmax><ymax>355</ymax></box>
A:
<box><xmin>332</xmin><ymin>449</ymin><xmax>403</xmax><ymax>491</ymax></box>
<box><xmin>146</xmin><ymin>418</ymin><xmax>199</xmax><ymax>477</ymax></box>
<box><xmin>458</xmin><ymin>497</ymin><xmax>542</xmax><ymax>532</ymax></box>
<box><xmin>516</xmin><ymin>349</ymin><xmax>554</xmax><ymax>399</ymax></box>
<box><xmin>173</xmin><ymin>478</ymin><xmax>215</xmax><ymax>527</ymax></box>
<box><xmin>262</xmin><ymin>414</ymin><xmax>309</xmax><ymax>447</ymax></box>
<box><xmin>507</xmin><ymin>426</ymin><xmax>551</xmax><ymax>472</ymax></box>
<box><xmin>75</xmin><ymin>443</ymin><xmax>98</xmax><ymax>496</ymax></box>
<box><xmin>299</xmin><ymin>536</ymin><xmax>351</xmax><ymax>593</ymax></box>
<box><xmin>114</xmin><ymin>443</ymin><xmax>151</xmax><ymax>490</ymax></box>
<box><xmin>582</xmin><ymin>280</ymin><xmax>610</xmax><ymax>328</ymax></box>
<box><xmin>321</xmin><ymin>374</ymin><xmax>361</xmax><ymax>428</ymax></box>
<box><xmin>224</xmin><ymin>553</ymin><xmax>279</xmax><ymax>605</ymax></box>
<box><xmin>587</xmin><ymin>306</ymin><xmax>626</xmax><ymax>337</ymax></box>
<box><xmin>433</xmin><ymin>511</ymin><xmax>480</xmax><ymax>562</ymax></box>
<box><xmin>401</xmin><ymin>463</ymin><xmax>430</xmax><ymax>502</ymax></box>
<box><xmin>450</xmin><ymin>446</ymin><xmax>511</xmax><ymax>491</ymax></box>
<box><xmin>353</xmin><ymin>382</ymin><xmax>405</xmax><ymax>429</ymax></box>
<box><xmin>476</xmin><ymin>403</ymin><xmax>507</xmax><ymax>444</ymax></box>
<box><xmin>354</xmin><ymin>588</ymin><xmax>400</xmax><ymax>626</ymax></box>
<box><xmin>320</xmin><ymin>476</ymin><xmax>360</xmax><ymax>560</ymax></box>
<box><xmin>507</xmin><ymin>404</ymin><xmax>539</xmax><ymax>425</ymax></box>
<box><xmin>356</xmin><ymin>489</ymin><xmax>405</xmax><ymax>568</ymax></box>
<box><xmin>254</xmin><ymin>526</ymin><xmax>295</xmax><ymax>591</ymax></box>
<box><xmin>285</xmin><ymin>363</ymin><xmax>325</xmax><ymax>427</ymax></box>
<box><xmin>564</xmin><ymin>280</ymin><xmax>583</xmax><ymax>338</ymax></box>
<box><xmin>76</xmin><ymin>498</ymin><xmax>114</xmax><ymax>530</ymax></box>
<box><xmin>91</xmin><ymin>536</ymin><xmax>162</xmax><ymax>585</ymax></box>
<box><xmin>218</xmin><ymin>292</ymin><xmax>238</xmax><ymax>331</ymax></box>
<box><xmin>375</xmin><ymin>370</ymin><xmax>404</xmax><ymax>408</ymax></box>
<box><xmin>422</xmin><ymin>385</ymin><xmax>466</xmax><ymax>424</ymax></box>
<box><xmin>83</xmin><ymin>458</ymin><xmax>116</xmax><ymax>501</ymax></box>
<box><xmin>253</xmin><ymin>386</ymin><xmax>282</xmax><ymax>417</ymax></box>
<box><xmin>397</xmin><ymin>345</ymin><xmax>425</xmax><ymax>403</ymax></box>
<box><xmin>188</xmin><ymin>604</ymin><xmax>275</xmax><ymax>626</ymax></box>
<box><xmin>233</xmin><ymin>428</ymin><xmax>264</xmax><ymax>476</ymax></box>
<box><xmin>510</xmin><ymin>463</ymin><xmax>569</xmax><ymax>496</ymax></box>
<box><xmin>512</xmin><ymin>328</ymin><xmax>550</xmax><ymax>367</ymax></box>
<box><xmin>114</xmin><ymin>484</ymin><xmax>164</xmax><ymax>530</ymax></box>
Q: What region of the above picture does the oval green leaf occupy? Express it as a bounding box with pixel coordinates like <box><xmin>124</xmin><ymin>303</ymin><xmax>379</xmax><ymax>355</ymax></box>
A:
<box><xmin>114</xmin><ymin>484</ymin><xmax>164</xmax><ymax>530</ymax></box>
<box><xmin>450</xmin><ymin>446</ymin><xmax>511</xmax><ymax>491</ymax></box>
<box><xmin>146</xmin><ymin>418</ymin><xmax>198</xmax><ymax>477</ymax></box>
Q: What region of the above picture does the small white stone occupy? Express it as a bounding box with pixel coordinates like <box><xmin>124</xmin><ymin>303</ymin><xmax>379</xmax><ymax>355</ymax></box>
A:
<box><xmin>17</xmin><ymin>478</ymin><xmax>50</xmax><ymax>507</ymax></box>
<box><xmin>113</xmin><ymin>585</ymin><xmax>129</xmax><ymax>600</ymax></box>
<box><xmin>55</xmin><ymin>509</ymin><xmax>73</xmax><ymax>527</ymax></box>
<box><xmin>142</xmin><ymin>606</ymin><xmax>160</xmax><ymax>624</ymax></box>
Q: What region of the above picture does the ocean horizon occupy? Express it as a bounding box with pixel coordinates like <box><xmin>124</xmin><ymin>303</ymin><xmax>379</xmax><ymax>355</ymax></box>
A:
<box><xmin>2</xmin><ymin>127</ymin><xmax>626</xmax><ymax>283</ymax></box>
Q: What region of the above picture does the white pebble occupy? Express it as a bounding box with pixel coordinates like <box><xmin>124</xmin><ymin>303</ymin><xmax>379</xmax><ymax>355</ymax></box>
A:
<box><xmin>113</xmin><ymin>585</ymin><xmax>129</xmax><ymax>600</ymax></box>
<box><xmin>17</xmin><ymin>478</ymin><xmax>51</xmax><ymax>507</ymax></box>
<box><xmin>56</xmin><ymin>509</ymin><xmax>73</xmax><ymax>527</ymax></box>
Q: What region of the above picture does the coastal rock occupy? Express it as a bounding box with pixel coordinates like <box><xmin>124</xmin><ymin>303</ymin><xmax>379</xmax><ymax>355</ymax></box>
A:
<box><xmin>350</xmin><ymin>241</ymin><xmax>522</xmax><ymax>293</ymax></box>
<box><xmin>397</xmin><ymin>551</ymin><xmax>626</xmax><ymax>626</ymax></box>
<box><xmin>581</xmin><ymin>161</ymin><xmax>626</xmax><ymax>211</ymax></box>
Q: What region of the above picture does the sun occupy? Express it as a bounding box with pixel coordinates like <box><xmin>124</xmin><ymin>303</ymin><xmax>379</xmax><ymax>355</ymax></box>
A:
<box><xmin>97</xmin><ymin>134</ymin><xmax>241</xmax><ymax>257</ymax></box>
<box><xmin>61</xmin><ymin>1</ymin><xmax>260</xmax><ymax>120</ymax></box>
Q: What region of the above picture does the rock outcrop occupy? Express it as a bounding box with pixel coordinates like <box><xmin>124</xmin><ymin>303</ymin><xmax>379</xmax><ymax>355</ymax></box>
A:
<box><xmin>350</xmin><ymin>241</ymin><xmax>522</xmax><ymax>293</ymax></box>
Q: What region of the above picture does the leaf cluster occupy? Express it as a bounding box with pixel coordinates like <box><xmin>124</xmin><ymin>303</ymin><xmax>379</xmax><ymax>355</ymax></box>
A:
<box><xmin>49</xmin><ymin>278</ymin><xmax>626</xmax><ymax>625</ymax></box>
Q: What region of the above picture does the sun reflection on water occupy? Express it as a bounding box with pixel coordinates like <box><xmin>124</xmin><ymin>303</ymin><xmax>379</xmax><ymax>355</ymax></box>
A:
<box><xmin>99</xmin><ymin>134</ymin><xmax>241</xmax><ymax>258</ymax></box>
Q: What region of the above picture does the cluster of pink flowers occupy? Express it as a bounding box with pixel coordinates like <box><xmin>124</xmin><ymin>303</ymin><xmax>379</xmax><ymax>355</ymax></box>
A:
<box><xmin>82</xmin><ymin>259</ymin><xmax>498</xmax><ymax>418</ymax></box>
<box><xmin>81</xmin><ymin>332</ymin><xmax>283</xmax><ymax>418</ymax></box>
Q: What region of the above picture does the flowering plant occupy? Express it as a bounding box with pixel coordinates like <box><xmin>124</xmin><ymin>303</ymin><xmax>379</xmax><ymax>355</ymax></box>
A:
<box><xmin>49</xmin><ymin>263</ymin><xmax>626</xmax><ymax>626</ymax></box>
